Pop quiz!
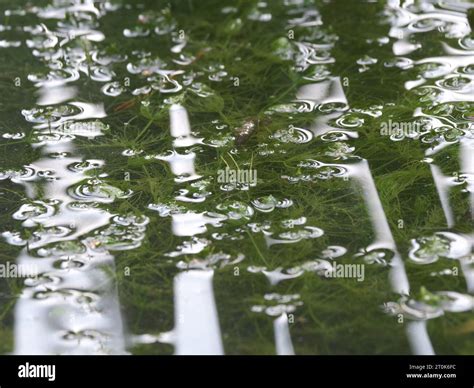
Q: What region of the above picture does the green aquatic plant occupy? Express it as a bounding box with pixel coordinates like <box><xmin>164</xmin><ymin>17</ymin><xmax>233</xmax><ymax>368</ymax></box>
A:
<box><xmin>0</xmin><ymin>0</ymin><xmax>472</xmax><ymax>355</ymax></box>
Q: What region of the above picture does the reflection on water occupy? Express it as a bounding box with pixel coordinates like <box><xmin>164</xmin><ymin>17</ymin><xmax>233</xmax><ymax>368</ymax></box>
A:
<box><xmin>384</xmin><ymin>0</ymin><xmax>473</xmax><ymax>354</ymax></box>
<box><xmin>6</xmin><ymin>1</ymin><xmax>132</xmax><ymax>355</ymax></box>
<box><xmin>0</xmin><ymin>0</ymin><xmax>472</xmax><ymax>355</ymax></box>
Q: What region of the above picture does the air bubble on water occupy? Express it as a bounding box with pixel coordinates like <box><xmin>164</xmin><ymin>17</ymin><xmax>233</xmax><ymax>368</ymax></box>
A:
<box><xmin>132</xmin><ymin>85</ymin><xmax>152</xmax><ymax>95</ymax></box>
<box><xmin>13</xmin><ymin>201</ymin><xmax>57</xmax><ymax>225</ymax></box>
<box><xmin>67</xmin><ymin>160</ymin><xmax>102</xmax><ymax>173</ymax></box>
<box><xmin>0</xmin><ymin>166</ymin><xmax>37</xmax><ymax>183</ymax></box>
<box><xmin>281</xmin><ymin>217</ymin><xmax>306</xmax><ymax>228</ymax></box>
<box><xmin>266</xmin><ymin>226</ymin><xmax>324</xmax><ymax>246</ymax></box>
<box><xmin>216</xmin><ymin>201</ymin><xmax>254</xmax><ymax>220</ymax></box>
<box><xmin>251</xmin><ymin>293</ymin><xmax>303</xmax><ymax>316</ymax></box>
<box><xmin>302</xmin><ymin>65</ymin><xmax>331</xmax><ymax>82</ymax></box>
<box><xmin>261</xmin><ymin>267</ymin><xmax>304</xmax><ymax>285</ymax></box>
<box><xmin>22</xmin><ymin>105</ymin><xmax>79</xmax><ymax>124</ymax></box>
<box><xmin>89</xmin><ymin>66</ymin><xmax>115</xmax><ymax>82</ymax></box>
<box><xmin>203</xmin><ymin>134</ymin><xmax>234</xmax><ymax>147</ymax></box>
<box><xmin>287</xmin><ymin>259</ymin><xmax>332</xmax><ymax>277</ymax></box>
<box><xmin>320</xmin><ymin>246</ymin><xmax>347</xmax><ymax>260</ymax></box>
<box><xmin>251</xmin><ymin>195</ymin><xmax>278</xmax><ymax>213</ymax></box>
<box><xmin>123</xmin><ymin>27</ymin><xmax>150</xmax><ymax>38</ymax></box>
<box><xmin>68</xmin><ymin>202</ymin><xmax>100</xmax><ymax>211</ymax></box>
<box><xmin>150</xmin><ymin>73</ymin><xmax>183</xmax><ymax>93</ymax></box>
<box><xmin>318</xmin><ymin>102</ymin><xmax>349</xmax><ymax>114</ymax></box>
<box><xmin>265</xmin><ymin>100</ymin><xmax>315</xmax><ymax>114</ymax></box>
<box><xmin>437</xmin><ymin>75</ymin><xmax>471</xmax><ymax>91</ymax></box>
<box><xmin>394</xmin><ymin>297</ymin><xmax>444</xmax><ymax>320</ymax></box>
<box><xmin>24</xmin><ymin>274</ymin><xmax>61</xmax><ymax>288</ymax></box>
<box><xmin>85</xmin><ymin>215</ymin><xmax>149</xmax><ymax>251</ymax></box>
<box><xmin>336</xmin><ymin>113</ymin><xmax>364</xmax><ymax>128</ymax></box>
<box><xmin>176</xmin><ymin>252</ymin><xmax>244</xmax><ymax>270</ymax></box>
<box><xmin>436</xmin><ymin>291</ymin><xmax>474</xmax><ymax>313</ymax></box>
<box><xmin>126</xmin><ymin>57</ymin><xmax>167</xmax><ymax>75</ymax></box>
<box><xmin>69</xmin><ymin>179</ymin><xmax>133</xmax><ymax>203</ymax></box>
<box><xmin>0</xmin><ymin>40</ymin><xmax>21</xmax><ymax>48</ymax></box>
<box><xmin>247</xmin><ymin>221</ymin><xmax>272</xmax><ymax>233</ymax></box>
<box><xmin>122</xmin><ymin>149</ymin><xmax>143</xmax><ymax>157</ymax></box>
<box><xmin>287</xmin><ymin>8</ymin><xmax>321</xmax><ymax>28</ymax></box>
<box><xmin>165</xmin><ymin>237</ymin><xmax>211</xmax><ymax>257</ymax></box>
<box><xmin>36</xmin><ymin>241</ymin><xmax>87</xmax><ymax>258</ymax></box>
<box><xmin>247</xmin><ymin>4</ymin><xmax>272</xmax><ymax>22</ymax></box>
<box><xmin>2</xmin><ymin>231</ymin><xmax>28</xmax><ymax>246</ymax></box>
<box><xmin>173</xmin><ymin>54</ymin><xmax>195</xmax><ymax>66</ymax></box>
<box><xmin>409</xmin><ymin>232</ymin><xmax>470</xmax><ymax>264</ymax></box>
<box><xmin>188</xmin><ymin>82</ymin><xmax>215</xmax><ymax>98</ymax></box>
<box><xmin>320</xmin><ymin>131</ymin><xmax>351</xmax><ymax>142</ymax></box>
<box><xmin>459</xmin><ymin>36</ymin><xmax>474</xmax><ymax>50</ymax></box>
<box><xmin>324</xmin><ymin>142</ymin><xmax>356</xmax><ymax>160</ymax></box>
<box><xmin>2</xmin><ymin>132</ymin><xmax>25</xmax><ymax>139</ymax></box>
<box><xmin>384</xmin><ymin>57</ymin><xmax>413</xmax><ymax>69</ymax></box>
<box><xmin>409</xmin><ymin>234</ymin><xmax>450</xmax><ymax>264</ymax></box>
<box><xmin>355</xmin><ymin>248</ymin><xmax>393</xmax><ymax>266</ymax></box>
<box><xmin>271</xmin><ymin>126</ymin><xmax>313</xmax><ymax>144</ymax></box>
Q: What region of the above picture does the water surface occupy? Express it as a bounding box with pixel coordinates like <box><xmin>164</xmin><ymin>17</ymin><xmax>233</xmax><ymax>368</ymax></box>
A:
<box><xmin>0</xmin><ymin>0</ymin><xmax>473</xmax><ymax>355</ymax></box>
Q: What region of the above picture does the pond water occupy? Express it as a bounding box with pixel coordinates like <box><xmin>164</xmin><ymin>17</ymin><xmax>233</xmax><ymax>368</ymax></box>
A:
<box><xmin>0</xmin><ymin>0</ymin><xmax>473</xmax><ymax>355</ymax></box>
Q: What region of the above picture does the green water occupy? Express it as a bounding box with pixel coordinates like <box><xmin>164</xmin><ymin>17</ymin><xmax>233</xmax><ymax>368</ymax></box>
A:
<box><xmin>0</xmin><ymin>0</ymin><xmax>473</xmax><ymax>355</ymax></box>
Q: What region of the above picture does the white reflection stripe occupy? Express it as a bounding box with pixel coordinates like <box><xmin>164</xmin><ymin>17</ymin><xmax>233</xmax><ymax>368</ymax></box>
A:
<box><xmin>274</xmin><ymin>313</ymin><xmax>295</xmax><ymax>355</ymax></box>
<box><xmin>173</xmin><ymin>270</ymin><xmax>224</xmax><ymax>355</ymax></box>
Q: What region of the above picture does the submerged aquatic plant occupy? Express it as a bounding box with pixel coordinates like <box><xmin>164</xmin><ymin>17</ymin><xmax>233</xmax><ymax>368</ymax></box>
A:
<box><xmin>0</xmin><ymin>0</ymin><xmax>472</xmax><ymax>356</ymax></box>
